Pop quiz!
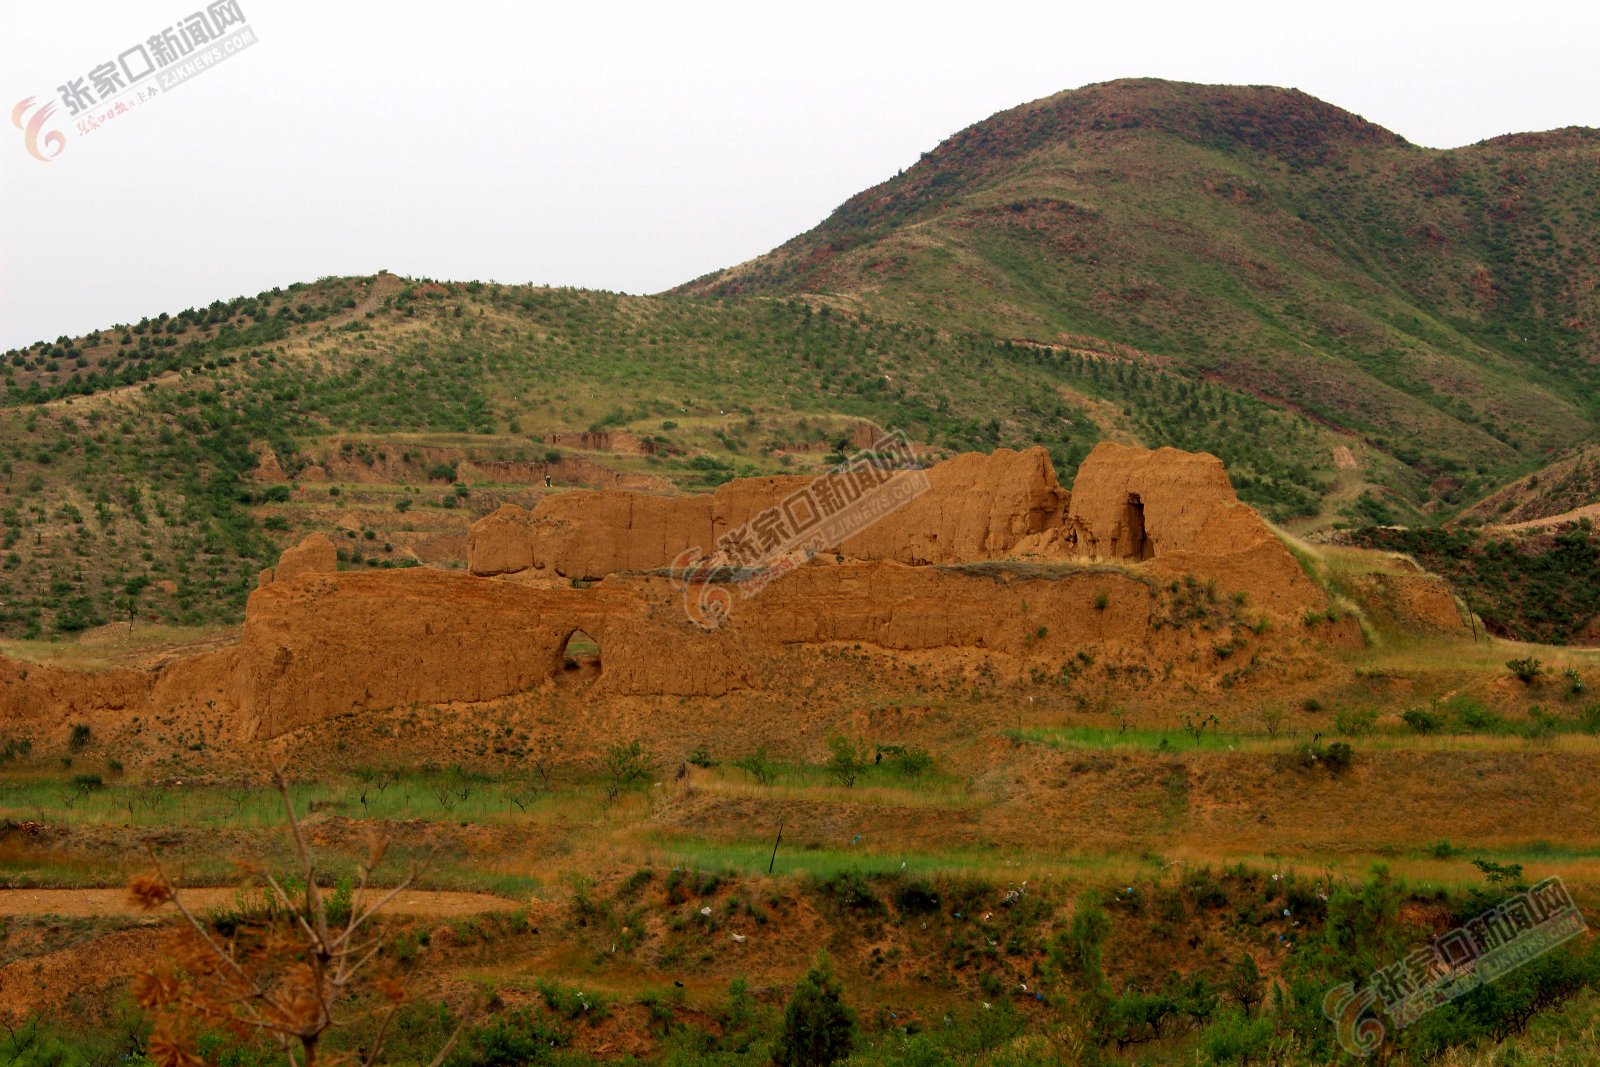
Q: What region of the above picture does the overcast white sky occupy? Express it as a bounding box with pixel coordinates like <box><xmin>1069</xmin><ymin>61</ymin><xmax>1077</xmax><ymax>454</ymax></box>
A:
<box><xmin>1</xmin><ymin>0</ymin><xmax>1596</xmax><ymax>350</ymax></box>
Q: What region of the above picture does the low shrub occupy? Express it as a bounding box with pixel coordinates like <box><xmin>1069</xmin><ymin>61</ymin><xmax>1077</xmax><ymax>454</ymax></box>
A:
<box><xmin>1450</xmin><ymin>697</ymin><xmax>1505</xmax><ymax>734</ymax></box>
<box><xmin>1333</xmin><ymin>707</ymin><xmax>1379</xmax><ymax>737</ymax></box>
<box><xmin>1294</xmin><ymin>740</ymin><xmax>1354</xmax><ymax>773</ymax></box>
<box><xmin>814</xmin><ymin>871</ymin><xmax>886</xmax><ymax>918</ymax></box>
<box><xmin>1401</xmin><ymin>707</ymin><xmax>1445</xmax><ymax>735</ymax></box>
<box><xmin>893</xmin><ymin>880</ymin><xmax>941</xmax><ymax>916</ymax></box>
<box><xmin>1507</xmin><ymin>656</ymin><xmax>1545</xmax><ymax>684</ymax></box>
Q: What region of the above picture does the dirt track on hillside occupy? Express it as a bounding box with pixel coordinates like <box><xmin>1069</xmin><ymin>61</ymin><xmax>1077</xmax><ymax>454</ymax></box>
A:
<box><xmin>0</xmin><ymin>886</ymin><xmax>522</xmax><ymax>918</ymax></box>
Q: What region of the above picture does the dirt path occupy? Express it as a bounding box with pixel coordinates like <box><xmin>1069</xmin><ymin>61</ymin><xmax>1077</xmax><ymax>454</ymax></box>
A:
<box><xmin>0</xmin><ymin>887</ymin><xmax>522</xmax><ymax>918</ymax></box>
<box><xmin>1500</xmin><ymin>501</ymin><xmax>1600</xmax><ymax>532</ymax></box>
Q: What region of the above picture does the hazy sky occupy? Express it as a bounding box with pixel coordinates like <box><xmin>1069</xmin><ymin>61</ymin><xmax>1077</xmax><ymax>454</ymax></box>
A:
<box><xmin>2</xmin><ymin>0</ymin><xmax>1596</xmax><ymax>350</ymax></box>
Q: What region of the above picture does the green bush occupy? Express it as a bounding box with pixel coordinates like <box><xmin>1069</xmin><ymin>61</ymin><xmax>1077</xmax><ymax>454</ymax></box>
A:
<box><xmin>1401</xmin><ymin>707</ymin><xmax>1444</xmax><ymax>734</ymax></box>
<box><xmin>1294</xmin><ymin>739</ymin><xmax>1354</xmax><ymax>773</ymax></box>
<box><xmin>893</xmin><ymin>880</ymin><xmax>941</xmax><ymax>916</ymax></box>
<box><xmin>733</xmin><ymin>747</ymin><xmax>777</xmax><ymax>786</ymax></box>
<box><xmin>600</xmin><ymin>739</ymin><xmax>651</xmax><ymax>801</ymax></box>
<box><xmin>772</xmin><ymin>953</ymin><xmax>856</xmax><ymax>1067</ymax></box>
<box><xmin>1200</xmin><ymin>1009</ymin><xmax>1275</xmax><ymax>1064</ymax></box>
<box><xmin>448</xmin><ymin>1006</ymin><xmax>569</xmax><ymax>1066</ymax></box>
<box><xmin>815</xmin><ymin>871</ymin><xmax>886</xmax><ymax>918</ymax></box>
<box><xmin>1524</xmin><ymin>706</ymin><xmax>1561</xmax><ymax>740</ymax></box>
<box><xmin>890</xmin><ymin>746</ymin><xmax>934</xmax><ymax>778</ymax></box>
<box><xmin>1507</xmin><ymin>656</ymin><xmax>1545</xmax><ymax>684</ymax></box>
<box><xmin>1579</xmin><ymin>703</ymin><xmax>1600</xmax><ymax>734</ymax></box>
<box><xmin>825</xmin><ymin>735</ymin><xmax>869</xmax><ymax>788</ymax></box>
<box><xmin>1104</xmin><ymin>991</ymin><xmax>1178</xmax><ymax>1048</ymax></box>
<box><xmin>534</xmin><ymin>978</ymin><xmax>611</xmax><ymax>1023</ymax></box>
<box><xmin>1400</xmin><ymin>943</ymin><xmax>1600</xmax><ymax>1058</ymax></box>
<box><xmin>1333</xmin><ymin>707</ymin><xmax>1378</xmax><ymax>737</ymax></box>
<box><xmin>1451</xmin><ymin>698</ymin><xmax>1505</xmax><ymax>734</ymax></box>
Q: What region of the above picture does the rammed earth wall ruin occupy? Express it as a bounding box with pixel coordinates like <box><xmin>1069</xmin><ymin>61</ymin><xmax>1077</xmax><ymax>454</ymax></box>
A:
<box><xmin>2</xmin><ymin>444</ymin><xmax>1337</xmax><ymax>738</ymax></box>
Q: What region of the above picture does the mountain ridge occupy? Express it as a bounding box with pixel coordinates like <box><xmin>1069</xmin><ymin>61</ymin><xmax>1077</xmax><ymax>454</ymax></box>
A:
<box><xmin>676</xmin><ymin>78</ymin><xmax>1600</xmax><ymax>515</ymax></box>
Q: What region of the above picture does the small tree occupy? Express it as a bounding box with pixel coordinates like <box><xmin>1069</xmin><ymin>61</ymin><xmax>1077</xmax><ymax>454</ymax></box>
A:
<box><xmin>602</xmin><ymin>739</ymin><xmax>652</xmax><ymax>801</ymax></box>
<box><xmin>129</xmin><ymin>763</ymin><xmax>470</xmax><ymax>1067</ymax></box>
<box><xmin>772</xmin><ymin>953</ymin><xmax>856</xmax><ymax>1067</ymax></box>
<box><xmin>1182</xmin><ymin>713</ymin><xmax>1220</xmax><ymax>744</ymax></box>
<box><xmin>825</xmin><ymin>736</ymin><xmax>869</xmax><ymax>788</ymax></box>
<box><xmin>1258</xmin><ymin>707</ymin><xmax>1285</xmax><ymax>739</ymax></box>
<box><xmin>733</xmin><ymin>746</ymin><xmax>778</xmax><ymax>786</ymax></box>
<box><xmin>1227</xmin><ymin>954</ymin><xmax>1263</xmax><ymax>1016</ymax></box>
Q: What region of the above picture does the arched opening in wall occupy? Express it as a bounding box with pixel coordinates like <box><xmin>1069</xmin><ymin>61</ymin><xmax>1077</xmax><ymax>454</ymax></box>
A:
<box><xmin>1123</xmin><ymin>493</ymin><xmax>1153</xmax><ymax>561</ymax></box>
<box><xmin>559</xmin><ymin>628</ymin><xmax>601</xmax><ymax>681</ymax></box>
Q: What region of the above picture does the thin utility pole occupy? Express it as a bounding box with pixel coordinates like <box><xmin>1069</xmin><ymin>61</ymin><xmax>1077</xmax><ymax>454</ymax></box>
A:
<box><xmin>768</xmin><ymin>821</ymin><xmax>784</xmax><ymax>874</ymax></box>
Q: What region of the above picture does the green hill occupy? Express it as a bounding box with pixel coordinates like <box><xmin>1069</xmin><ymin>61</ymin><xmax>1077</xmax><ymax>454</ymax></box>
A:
<box><xmin>0</xmin><ymin>270</ymin><xmax>1345</xmax><ymax>639</ymax></box>
<box><xmin>4</xmin><ymin>79</ymin><xmax>1599</xmax><ymax>641</ymax></box>
<box><xmin>679</xmin><ymin>78</ymin><xmax>1600</xmax><ymax>514</ymax></box>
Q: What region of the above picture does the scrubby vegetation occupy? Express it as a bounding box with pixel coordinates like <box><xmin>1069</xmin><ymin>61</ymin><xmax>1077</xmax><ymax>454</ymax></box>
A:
<box><xmin>8</xmin><ymin>80</ymin><xmax>1600</xmax><ymax>1066</ymax></box>
<box><xmin>1350</xmin><ymin>522</ymin><xmax>1600</xmax><ymax>643</ymax></box>
<box><xmin>0</xmin><ymin>273</ymin><xmax>1345</xmax><ymax>639</ymax></box>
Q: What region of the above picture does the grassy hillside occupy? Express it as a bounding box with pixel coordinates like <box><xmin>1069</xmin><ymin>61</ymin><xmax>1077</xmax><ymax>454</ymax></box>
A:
<box><xmin>1461</xmin><ymin>441</ymin><xmax>1600</xmax><ymax>526</ymax></box>
<box><xmin>0</xmin><ymin>274</ymin><xmax>1340</xmax><ymax>640</ymax></box>
<box><xmin>5</xmin><ymin>80</ymin><xmax>1599</xmax><ymax>641</ymax></box>
<box><xmin>679</xmin><ymin>78</ymin><xmax>1600</xmax><ymax>514</ymax></box>
<box><xmin>1348</xmin><ymin>522</ymin><xmax>1600</xmax><ymax>644</ymax></box>
<box><xmin>7</xmin><ymin>613</ymin><xmax>1600</xmax><ymax>1064</ymax></box>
